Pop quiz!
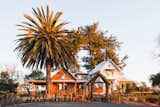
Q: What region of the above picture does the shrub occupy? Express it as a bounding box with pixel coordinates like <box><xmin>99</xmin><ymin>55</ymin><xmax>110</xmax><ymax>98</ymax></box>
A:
<box><xmin>152</xmin><ymin>91</ymin><xmax>160</xmax><ymax>95</ymax></box>
<box><xmin>145</xmin><ymin>95</ymin><xmax>159</xmax><ymax>103</ymax></box>
<box><xmin>15</xmin><ymin>98</ymin><xmax>23</xmax><ymax>104</ymax></box>
<box><xmin>129</xmin><ymin>97</ymin><xmax>134</xmax><ymax>101</ymax></box>
<box><xmin>112</xmin><ymin>94</ymin><xmax>125</xmax><ymax>103</ymax></box>
<box><xmin>137</xmin><ymin>96</ymin><xmax>146</xmax><ymax>103</ymax></box>
<box><xmin>128</xmin><ymin>97</ymin><xmax>136</xmax><ymax>101</ymax></box>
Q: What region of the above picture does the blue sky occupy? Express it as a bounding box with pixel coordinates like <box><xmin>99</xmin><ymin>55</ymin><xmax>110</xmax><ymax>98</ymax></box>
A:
<box><xmin>0</xmin><ymin>0</ymin><xmax>160</xmax><ymax>85</ymax></box>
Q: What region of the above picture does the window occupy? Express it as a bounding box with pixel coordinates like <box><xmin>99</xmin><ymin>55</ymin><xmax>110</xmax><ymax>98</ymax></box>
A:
<box><xmin>59</xmin><ymin>84</ymin><xmax>63</xmax><ymax>90</ymax></box>
<box><xmin>78</xmin><ymin>84</ymin><xmax>83</xmax><ymax>93</ymax></box>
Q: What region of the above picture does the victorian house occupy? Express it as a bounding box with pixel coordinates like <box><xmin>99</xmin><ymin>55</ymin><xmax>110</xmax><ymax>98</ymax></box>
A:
<box><xmin>29</xmin><ymin>59</ymin><xmax>132</xmax><ymax>101</ymax></box>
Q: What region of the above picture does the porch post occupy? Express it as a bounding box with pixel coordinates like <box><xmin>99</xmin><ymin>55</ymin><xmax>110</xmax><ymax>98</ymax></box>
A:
<box><xmin>90</xmin><ymin>83</ymin><xmax>93</xmax><ymax>100</ymax></box>
<box><xmin>105</xmin><ymin>83</ymin><xmax>109</xmax><ymax>102</ymax></box>
<box><xmin>74</xmin><ymin>82</ymin><xmax>77</xmax><ymax>100</ymax></box>
<box><xmin>88</xmin><ymin>83</ymin><xmax>91</xmax><ymax>100</ymax></box>
<box><xmin>31</xmin><ymin>82</ymin><xmax>36</xmax><ymax>96</ymax></box>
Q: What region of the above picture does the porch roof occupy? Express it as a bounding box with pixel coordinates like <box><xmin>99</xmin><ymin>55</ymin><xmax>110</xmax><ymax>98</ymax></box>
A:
<box><xmin>117</xmin><ymin>78</ymin><xmax>134</xmax><ymax>83</ymax></box>
<box><xmin>51</xmin><ymin>79</ymin><xmax>88</xmax><ymax>83</ymax></box>
<box><xmin>29</xmin><ymin>79</ymin><xmax>88</xmax><ymax>84</ymax></box>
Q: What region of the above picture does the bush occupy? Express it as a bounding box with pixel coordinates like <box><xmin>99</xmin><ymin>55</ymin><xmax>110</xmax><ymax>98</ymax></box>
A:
<box><xmin>112</xmin><ymin>94</ymin><xmax>125</xmax><ymax>103</ymax></box>
<box><xmin>112</xmin><ymin>94</ymin><xmax>119</xmax><ymax>101</ymax></box>
<box><xmin>0</xmin><ymin>91</ymin><xmax>9</xmax><ymax>101</ymax></box>
<box><xmin>137</xmin><ymin>96</ymin><xmax>146</xmax><ymax>103</ymax></box>
<box><xmin>19</xmin><ymin>92</ymin><xmax>28</xmax><ymax>97</ymax></box>
<box><xmin>152</xmin><ymin>91</ymin><xmax>160</xmax><ymax>95</ymax></box>
<box><xmin>128</xmin><ymin>97</ymin><xmax>136</xmax><ymax>101</ymax></box>
<box><xmin>15</xmin><ymin>98</ymin><xmax>24</xmax><ymax>104</ymax></box>
<box><xmin>145</xmin><ymin>95</ymin><xmax>159</xmax><ymax>103</ymax></box>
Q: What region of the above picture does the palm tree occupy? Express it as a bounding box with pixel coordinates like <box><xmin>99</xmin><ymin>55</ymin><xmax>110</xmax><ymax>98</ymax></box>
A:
<box><xmin>14</xmin><ymin>6</ymin><xmax>75</xmax><ymax>98</ymax></box>
<box><xmin>150</xmin><ymin>72</ymin><xmax>160</xmax><ymax>87</ymax></box>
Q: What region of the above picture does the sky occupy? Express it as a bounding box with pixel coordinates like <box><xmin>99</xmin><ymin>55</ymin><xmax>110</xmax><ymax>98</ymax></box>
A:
<box><xmin>0</xmin><ymin>0</ymin><xmax>160</xmax><ymax>85</ymax></box>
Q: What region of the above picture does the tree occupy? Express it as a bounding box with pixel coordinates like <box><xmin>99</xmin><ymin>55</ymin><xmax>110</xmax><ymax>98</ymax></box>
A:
<box><xmin>80</xmin><ymin>23</ymin><xmax>127</xmax><ymax>71</ymax></box>
<box><xmin>105</xmin><ymin>36</ymin><xmax>128</xmax><ymax>69</ymax></box>
<box><xmin>0</xmin><ymin>70</ymin><xmax>18</xmax><ymax>93</ymax></box>
<box><xmin>150</xmin><ymin>72</ymin><xmax>160</xmax><ymax>87</ymax></box>
<box><xmin>14</xmin><ymin>6</ymin><xmax>75</xmax><ymax>98</ymax></box>
<box><xmin>125</xmin><ymin>82</ymin><xmax>138</xmax><ymax>93</ymax></box>
<box><xmin>138</xmin><ymin>82</ymin><xmax>150</xmax><ymax>91</ymax></box>
<box><xmin>66</xmin><ymin>29</ymin><xmax>85</xmax><ymax>72</ymax></box>
<box><xmin>24</xmin><ymin>69</ymin><xmax>45</xmax><ymax>80</ymax></box>
<box><xmin>81</xmin><ymin>23</ymin><xmax>106</xmax><ymax>70</ymax></box>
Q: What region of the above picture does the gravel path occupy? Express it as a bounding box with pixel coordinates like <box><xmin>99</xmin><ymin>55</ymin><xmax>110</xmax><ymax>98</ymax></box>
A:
<box><xmin>6</xmin><ymin>102</ymin><xmax>154</xmax><ymax>107</ymax></box>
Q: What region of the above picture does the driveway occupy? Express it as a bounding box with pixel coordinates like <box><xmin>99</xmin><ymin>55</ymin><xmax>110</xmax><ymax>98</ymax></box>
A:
<box><xmin>6</xmin><ymin>102</ymin><xmax>153</xmax><ymax>107</ymax></box>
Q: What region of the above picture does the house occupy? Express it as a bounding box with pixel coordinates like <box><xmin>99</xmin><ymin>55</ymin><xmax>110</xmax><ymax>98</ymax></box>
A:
<box><xmin>28</xmin><ymin>59</ymin><xmax>133</xmax><ymax>101</ymax></box>
<box><xmin>29</xmin><ymin>69</ymin><xmax>88</xmax><ymax>100</ymax></box>
<box><xmin>88</xmin><ymin>59</ymin><xmax>133</xmax><ymax>99</ymax></box>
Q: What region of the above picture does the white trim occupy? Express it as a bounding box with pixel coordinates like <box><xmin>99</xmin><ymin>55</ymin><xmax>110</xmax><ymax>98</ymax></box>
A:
<box><xmin>89</xmin><ymin>59</ymin><xmax>122</xmax><ymax>75</ymax></box>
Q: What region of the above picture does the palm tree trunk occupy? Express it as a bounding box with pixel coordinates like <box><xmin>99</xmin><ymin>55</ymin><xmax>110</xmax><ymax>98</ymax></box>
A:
<box><xmin>46</xmin><ymin>64</ymin><xmax>51</xmax><ymax>99</ymax></box>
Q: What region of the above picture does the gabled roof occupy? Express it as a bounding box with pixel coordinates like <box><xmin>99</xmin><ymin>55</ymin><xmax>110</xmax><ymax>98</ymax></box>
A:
<box><xmin>89</xmin><ymin>59</ymin><xmax>121</xmax><ymax>75</ymax></box>
<box><xmin>51</xmin><ymin>69</ymin><xmax>77</xmax><ymax>80</ymax></box>
<box><xmin>88</xmin><ymin>72</ymin><xmax>115</xmax><ymax>84</ymax></box>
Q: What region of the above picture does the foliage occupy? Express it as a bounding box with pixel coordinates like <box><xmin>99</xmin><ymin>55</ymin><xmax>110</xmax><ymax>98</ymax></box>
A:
<box><xmin>128</xmin><ymin>97</ymin><xmax>136</xmax><ymax>101</ymax></box>
<box><xmin>80</xmin><ymin>23</ymin><xmax>106</xmax><ymax>70</ymax></box>
<box><xmin>0</xmin><ymin>71</ymin><xmax>18</xmax><ymax>93</ymax></box>
<box><xmin>79</xmin><ymin>23</ymin><xmax>127</xmax><ymax>71</ymax></box>
<box><xmin>24</xmin><ymin>69</ymin><xmax>45</xmax><ymax>80</ymax></box>
<box><xmin>138</xmin><ymin>82</ymin><xmax>150</xmax><ymax>91</ymax></box>
<box><xmin>125</xmin><ymin>82</ymin><xmax>150</xmax><ymax>93</ymax></box>
<box><xmin>0</xmin><ymin>91</ymin><xmax>8</xmax><ymax>101</ymax></box>
<box><xmin>67</xmin><ymin>29</ymin><xmax>85</xmax><ymax>56</ymax></box>
<box><xmin>66</xmin><ymin>29</ymin><xmax>85</xmax><ymax>71</ymax></box>
<box><xmin>14</xmin><ymin>5</ymin><xmax>75</xmax><ymax>70</ymax></box>
<box><xmin>112</xmin><ymin>94</ymin><xmax>122</xmax><ymax>102</ymax></box>
<box><xmin>136</xmin><ymin>96</ymin><xmax>146</xmax><ymax>103</ymax></box>
<box><xmin>150</xmin><ymin>72</ymin><xmax>160</xmax><ymax>87</ymax></box>
<box><xmin>145</xmin><ymin>95</ymin><xmax>160</xmax><ymax>103</ymax></box>
<box><xmin>152</xmin><ymin>91</ymin><xmax>160</xmax><ymax>95</ymax></box>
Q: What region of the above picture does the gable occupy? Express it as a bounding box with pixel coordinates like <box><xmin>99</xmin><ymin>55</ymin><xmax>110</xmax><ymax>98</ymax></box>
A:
<box><xmin>95</xmin><ymin>76</ymin><xmax>104</xmax><ymax>82</ymax></box>
<box><xmin>89</xmin><ymin>59</ymin><xmax>122</xmax><ymax>75</ymax></box>
<box><xmin>88</xmin><ymin>72</ymin><xmax>109</xmax><ymax>84</ymax></box>
<box><xmin>51</xmin><ymin>69</ymin><xmax>76</xmax><ymax>80</ymax></box>
<box><xmin>101</xmin><ymin>60</ymin><xmax>121</xmax><ymax>73</ymax></box>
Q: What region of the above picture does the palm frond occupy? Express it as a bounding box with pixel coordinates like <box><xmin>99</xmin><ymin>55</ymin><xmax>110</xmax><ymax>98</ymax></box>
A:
<box><xmin>15</xmin><ymin>6</ymin><xmax>75</xmax><ymax>70</ymax></box>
